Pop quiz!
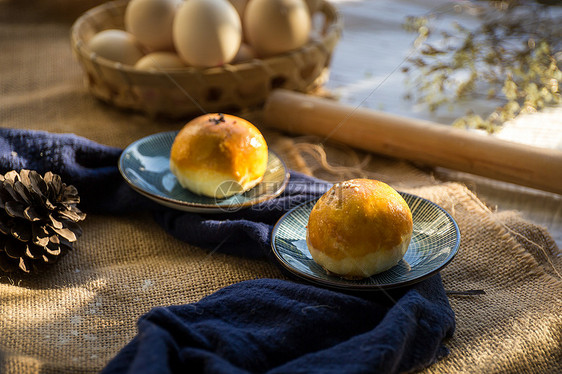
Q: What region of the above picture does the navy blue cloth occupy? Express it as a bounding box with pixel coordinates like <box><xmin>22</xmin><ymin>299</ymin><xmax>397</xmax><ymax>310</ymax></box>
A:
<box><xmin>101</xmin><ymin>277</ymin><xmax>454</xmax><ymax>374</ymax></box>
<box><xmin>0</xmin><ymin>128</ymin><xmax>149</xmax><ymax>214</ymax></box>
<box><xmin>0</xmin><ymin>128</ymin><xmax>455</xmax><ymax>373</ymax></box>
<box><xmin>152</xmin><ymin>171</ymin><xmax>330</xmax><ymax>258</ymax></box>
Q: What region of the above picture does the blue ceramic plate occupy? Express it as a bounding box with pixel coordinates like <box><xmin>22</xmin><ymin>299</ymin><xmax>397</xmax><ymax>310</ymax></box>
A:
<box><xmin>119</xmin><ymin>131</ymin><xmax>289</xmax><ymax>213</ymax></box>
<box><xmin>271</xmin><ymin>193</ymin><xmax>460</xmax><ymax>290</ymax></box>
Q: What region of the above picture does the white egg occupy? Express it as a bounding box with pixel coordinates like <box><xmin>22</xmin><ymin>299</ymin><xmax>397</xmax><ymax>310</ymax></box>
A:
<box><xmin>244</xmin><ymin>0</ymin><xmax>311</xmax><ymax>57</ymax></box>
<box><xmin>125</xmin><ymin>0</ymin><xmax>181</xmax><ymax>51</ymax></box>
<box><xmin>134</xmin><ymin>52</ymin><xmax>186</xmax><ymax>70</ymax></box>
<box><xmin>87</xmin><ymin>29</ymin><xmax>144</xmax><ymax>65</ymax></box>
<box><xmin>173</xmin><ymin>0</ymin><xmax>242</xmax><ymax>68</ymax></box>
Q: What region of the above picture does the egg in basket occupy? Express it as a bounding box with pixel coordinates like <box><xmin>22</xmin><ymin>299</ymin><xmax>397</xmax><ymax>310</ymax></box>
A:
<box><xmin>70</xmin><ymin>0</ymin><xmax>342</xmax><ymax>118</ymax></box>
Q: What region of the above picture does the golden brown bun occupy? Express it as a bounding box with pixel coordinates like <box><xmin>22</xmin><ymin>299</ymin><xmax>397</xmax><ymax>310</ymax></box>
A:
<box><xmin>306</xmin><ymin>179</ymin><xmax>413</xmax><ymax>279</ymax></box>
<box><xmin>169</xmin><ymin>113</ymin><xmax>268</xmax><ymax>198</ymax></box>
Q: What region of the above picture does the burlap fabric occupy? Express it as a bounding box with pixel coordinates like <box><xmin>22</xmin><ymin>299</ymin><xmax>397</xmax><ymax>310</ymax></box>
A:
<box><xmin>1</xmin><ymin>1</ymin><xmax>561</xmax><ymax>373</ymax></box>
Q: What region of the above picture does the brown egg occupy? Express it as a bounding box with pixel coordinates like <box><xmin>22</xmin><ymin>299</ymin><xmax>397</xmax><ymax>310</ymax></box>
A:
<box><xmin>173</xmin><ymin>0</ymin><xmax>242</xmax><ymax>67</ymax></box>
<box><xmin>125</xmin><ymin>0</ymin><xmax>181</xmax><ymax>51</ymax></box>
<box><xmin>231</xmin><ymin>43</ymin><xmax>256</xmax><ymax>63</ymax></box>
<box><xmin>134</xmin><ymin>52</ymin><xmax>186</xmax><ymax>71</ymax></box>
<box><xmin>87</xmin><ymin>29</ymin><xmax>144</xmax><ymax>65</ymax></box>
<box><xmin>229</xmin><ymin>0</ymin><xmax>248</xmax><ymax>18</ymax></box>
<box><xmin>244</xmin><ymin>0</ymin><xmax>311</xmax><ymax>57</ymax></box>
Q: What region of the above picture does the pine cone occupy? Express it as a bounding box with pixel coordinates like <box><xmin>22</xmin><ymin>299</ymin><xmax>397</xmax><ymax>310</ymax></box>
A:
<box><xmin>0</xmin><ymin>170</ymin><xmax>86</xmax><ymax>273</ymax></box>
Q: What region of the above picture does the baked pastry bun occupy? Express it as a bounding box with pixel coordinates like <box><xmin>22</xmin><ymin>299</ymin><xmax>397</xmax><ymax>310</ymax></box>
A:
<box><xmin>306</xmin><ymin>179</ymin><xmax>413</xmax><ymax>279</ymax></box>
<box><xmin>169</xmin><ymin>113</ymin><xmax>268</xmax><ymax>198</ymax></box>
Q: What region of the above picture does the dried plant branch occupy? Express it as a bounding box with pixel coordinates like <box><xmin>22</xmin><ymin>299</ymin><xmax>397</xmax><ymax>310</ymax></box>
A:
<box><xmin>402</xmin><ymin>0</ymin><xmax>562</xmax><ymax>132</ymax></box>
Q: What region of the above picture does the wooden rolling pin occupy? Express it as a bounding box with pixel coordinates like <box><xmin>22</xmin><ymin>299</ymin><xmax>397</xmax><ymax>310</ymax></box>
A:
<box><xmin>263</xmin><ymin>89</ymin><xmax>562</xmax><ymax>195</ymax></box>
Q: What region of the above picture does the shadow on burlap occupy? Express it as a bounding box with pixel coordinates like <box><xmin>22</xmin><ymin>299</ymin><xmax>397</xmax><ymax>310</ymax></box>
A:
<box><xmin>0</xmin><ymin>1</ymin><xmax>561</xmax><ymax>373</ymax></box>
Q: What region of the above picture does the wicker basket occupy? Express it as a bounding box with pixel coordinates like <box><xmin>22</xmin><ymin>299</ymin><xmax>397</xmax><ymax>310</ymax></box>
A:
<box><xmin>70</xmin><ymin>0</ymin><xmax>342</xmax><ymax>118</ymax></box>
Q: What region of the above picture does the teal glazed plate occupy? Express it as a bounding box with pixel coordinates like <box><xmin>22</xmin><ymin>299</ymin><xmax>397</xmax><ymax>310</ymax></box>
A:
<box><xmin>271</xmin><ymin>193</ymin><xmax>460</xmax><ymax>291</ymax></box>
<box><xmin>119</xmin><ymin>131</ymin><xmax>289</xmax><ymax>213</ymax></box>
